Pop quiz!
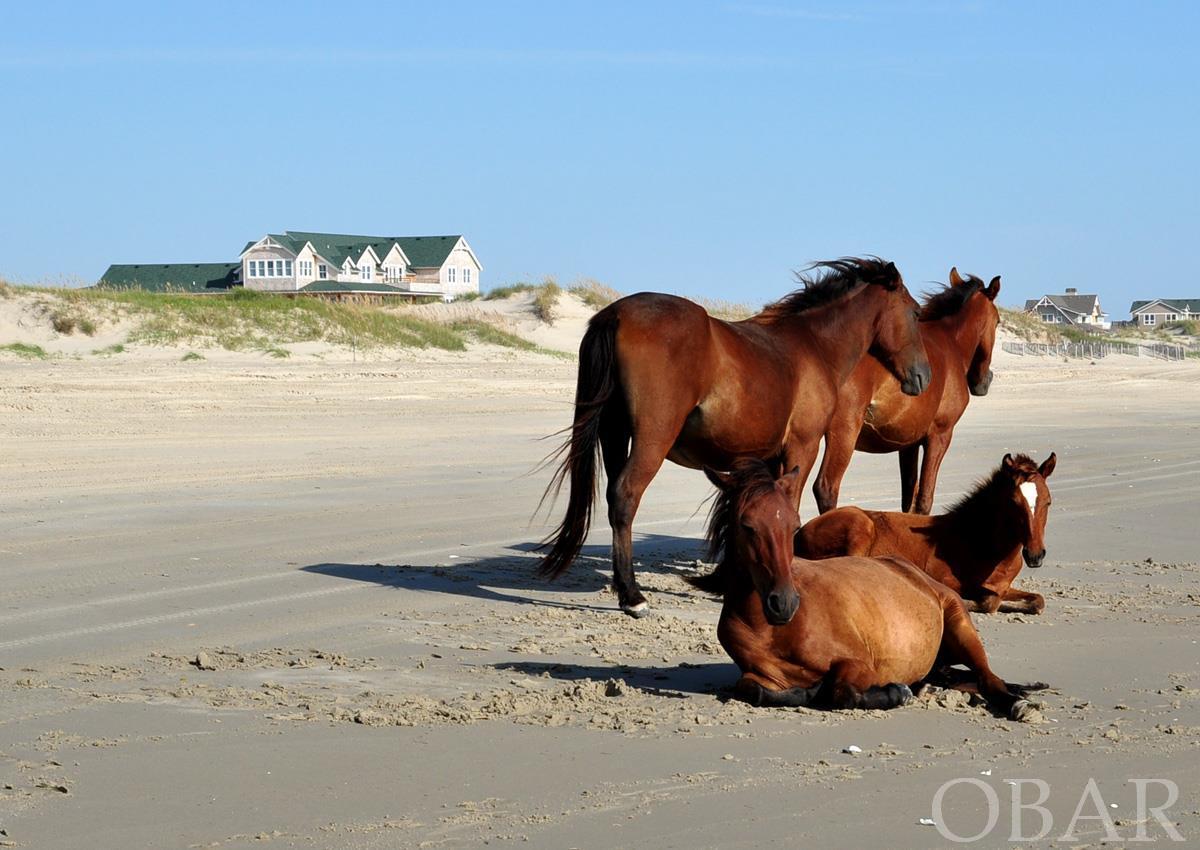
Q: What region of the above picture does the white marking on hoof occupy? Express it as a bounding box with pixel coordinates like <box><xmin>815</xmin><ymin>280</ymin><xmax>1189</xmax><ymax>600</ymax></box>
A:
<box><xmin>1019</xmin><ymin>481</ymin><xmax>1038</xmax><ymax>512</ymax></box>
<box><xmin>897</xmin><ymin>683</ymin><xmax>914</xmax><ymax>705</ymax></box>
<box><xmin>622</xmin><ymin>601</ymin><xmax>650</xmax><ymax>618</ymax></box>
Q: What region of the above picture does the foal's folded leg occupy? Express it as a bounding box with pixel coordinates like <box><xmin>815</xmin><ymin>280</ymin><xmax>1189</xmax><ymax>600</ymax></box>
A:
<box><xmin>733</xmin><ymin>674</ymin><xmax>822</xmax><ymax>707</ymax></box>
<box><xmin>826</xmin><ymin>661</ymin><xmax>913</xmax><ymax>710</ymax></box>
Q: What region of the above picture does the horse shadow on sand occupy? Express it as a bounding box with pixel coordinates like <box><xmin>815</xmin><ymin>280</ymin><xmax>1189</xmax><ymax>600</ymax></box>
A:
<box><xmin>301</xmin><ymin>533</ymin><xmax>709</xmax><ymax>615</ymax></box>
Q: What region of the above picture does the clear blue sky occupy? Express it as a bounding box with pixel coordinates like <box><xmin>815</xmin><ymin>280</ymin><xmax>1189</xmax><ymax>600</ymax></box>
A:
<box><xmin>2</xmin><ymin>1</ymin><xmax>1197</xmax><ymax>316</ymax></box>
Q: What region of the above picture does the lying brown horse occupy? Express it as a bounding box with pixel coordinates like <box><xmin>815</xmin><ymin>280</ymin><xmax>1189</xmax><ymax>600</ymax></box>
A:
<box><xmin>690</xmin><ymin>459</ymin><xmax>1043</xmax><ymax>719</ymax></box>
<box><xmin>798</xmin><ymin>452</ymin><xmax>1057</xmax><ymax>614</ymax></box>
<box><xmin>812</xmin><ymin>268</ymin><xmax>1001</xmax><ymax>515</ymax></box>
<box><xmin>539</xmin><ymin>258</ymin><xmax>931</xmax><ymax>616</ymax></box>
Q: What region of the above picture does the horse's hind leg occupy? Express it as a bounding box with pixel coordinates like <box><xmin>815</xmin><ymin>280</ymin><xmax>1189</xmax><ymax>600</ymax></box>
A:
<box><xmin>938</xmin><ymin>597</ymin><xmax>1046</xmax><ymax>718</ymax></box>
<box><xmin>914</xmin><ymin>430</ymin><xmax>953</xmax><ymax>515</ymax></box>
<box><xmin>607</xmin><ymin>430</ymin><xmax>676</xmax><ymax>616</ymax></box>
<box><xmin>826</xmin><ymin>661</ymin><xmax>914</xmax><ymax>710</ymax></box>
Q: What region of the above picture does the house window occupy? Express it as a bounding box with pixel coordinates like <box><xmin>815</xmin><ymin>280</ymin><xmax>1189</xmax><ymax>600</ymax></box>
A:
<box><xmin>318</xmin><ymin>264</ymin><xmax>327</xmax><ymax>280</ymax></box>
<box><xmin>1144</xmin><ymin>314</ymin><xmax>1156</xmax><ymax>325</ymax></box>
<box><xmin>463</xmin><ymin>268</ymin><xmax>471</xmax><ymax>284</ymax></box>
<box><xmin>1167</xmin><ymin>313</ymin><xmax>1178</xmax><ymax>321</ymax></box>
<box><xmin>385</xmin><ymin>265</ymin><xmax>402</xmax><ymax>282</ymax></box>
<box><xmin>447</xmin><ymin>267</ymin><xmax>456</xmax><ymax>284</ymax></box>
<box><xmin>268</xmin><ymin>260</ymin><xmax>277</xmax><ymax>277</ymax></box>
<box><xmin>284</xmin><ymin>260</ymin><xmax>293</xmax><ymax>277</ymax></box>
<box><xmin>361</xmin><ymin>265</ymin><xmax>373</xmax><ymax>281</ymax></box>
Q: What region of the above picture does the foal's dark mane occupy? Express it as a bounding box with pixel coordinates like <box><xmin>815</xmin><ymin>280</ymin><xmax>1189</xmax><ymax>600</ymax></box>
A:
<box><xmin>941</xmin><ymin>454</ymin><xmax>1038</xmax><ymax>528</ymax></box>
<box><xmin>757</xmin><ymin>257</ymin><xmax>899</xmax><ymax>321</ymax></box>
<box><xmin>920</xmin><ymin>274</ymin><xmax>984</xmax><ymax>321</ymax></box>
<box><xmin>688</xmin><ymin>458</ymin><xmax>780</xmax><ymax>597</ymax></box>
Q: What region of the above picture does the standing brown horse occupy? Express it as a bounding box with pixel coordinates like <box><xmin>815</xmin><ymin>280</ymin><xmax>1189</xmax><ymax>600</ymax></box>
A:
<box><xmin>539</xmin><ymin>258</ymin><xmax>931</xmax><ymax>616</ymax></box>
<box><xmin>798</xmin><ymin>452</ymin><xmax>1057</xmax><ymax>614</ymax></box>
<box><xmin>812</xmin><ymin>268</ymin><xmax>1001</xmax><ymax>515</ymax></box>
<box><xmin>690</xmin><ymin>459</ymin><xmax>1044</xmax><ymax>718</ymax></box>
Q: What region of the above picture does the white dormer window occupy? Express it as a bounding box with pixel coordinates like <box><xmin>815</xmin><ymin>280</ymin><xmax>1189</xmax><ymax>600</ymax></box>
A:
<box><xmin>360</xmin><ymin>265</ymin><xmax>373</xmax><ymax>281</ymax></box>
<box><xmin>318</xmin><ymin>264</ymin><xmax>327</xmax><ymax>280</ymax></box>
<box><xmin>463</xmin><ymin>268</ymin><xmax>471</xmax><ymax>284</ymax></box>
<box><xmin>447</xmin><ymin>267</ymin><xmax>456</xmax><ymax>284</ymax></box>
<box><xmin>284</xmin><ymin>260</ymin><xmax>293</xmax><ymax>277</ymax></box>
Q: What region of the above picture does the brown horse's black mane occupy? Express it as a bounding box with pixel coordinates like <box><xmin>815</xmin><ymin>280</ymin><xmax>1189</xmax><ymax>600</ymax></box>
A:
<box><xmin>920</xmin><ymin>274</ymin><xmax>984</xmax><ymax>321</ymax></box>
<box><xmin>688</xmin><ymin>458</ymin><xmax>780</xmax><ymax>597</ymax></box>
<box><xmin>758</xmin><ymin>257</ymin><xmax>898</xmax><ymax>320</ymax></box>
<box><xmin>941</xmin><ymin>454</ymin><xmax>1036</xmax><ymax>526</ymax></box>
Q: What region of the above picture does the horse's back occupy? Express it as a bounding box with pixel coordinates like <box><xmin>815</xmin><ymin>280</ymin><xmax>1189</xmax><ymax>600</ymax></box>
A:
<box><xmin>795</xmin><ymin>507</ymin><xmax>875</xmax><ymax>558</ymax></box>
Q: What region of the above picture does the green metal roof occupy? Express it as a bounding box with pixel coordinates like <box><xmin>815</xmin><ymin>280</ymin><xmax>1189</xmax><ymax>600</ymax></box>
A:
<box><xmin>280</xmin><ymin>231</ymin><xmax>463</xmax><ymax>269</ymax></box>
<box><xmin>1130</xmin><ymin>298</ymin><xmax>1200</xmax><ymax>313</ymax></box>
<box><xmin>98</xmin><ymin>263</ymin><xmax>239</xmax><ymax>293</ymax></box>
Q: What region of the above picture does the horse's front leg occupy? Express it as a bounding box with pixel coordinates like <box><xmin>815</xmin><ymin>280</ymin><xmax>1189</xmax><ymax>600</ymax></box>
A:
<box><xmin>999</xmin><ymin>587</ymin><xmax>1046</xmax><ymax>615</ymax></box>
<box><xmin>913</xmin><ymin>429</ymin><xmax>953</xmax><ymax>514</ymax></box>
<box><xmin>811</xmin><ymin>410</ymin><xmax>862</xmax><ymax>514</ymax></box>
<box><xmin>780</xmin><ymin>437</ymin><xmax>821</xmax><ymax>520</ymax></box>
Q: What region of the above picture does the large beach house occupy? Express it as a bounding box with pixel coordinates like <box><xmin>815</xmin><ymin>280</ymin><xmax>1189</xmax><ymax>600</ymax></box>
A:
<box><xmin>1023</xmin><ymin>288</ymin><xmax>1110</xmax><ymax>329</ymax></box>
<box><xmin>99</xmin><ymin>230</ymin><xmax>481</xmax><ymax>300</ymax></box>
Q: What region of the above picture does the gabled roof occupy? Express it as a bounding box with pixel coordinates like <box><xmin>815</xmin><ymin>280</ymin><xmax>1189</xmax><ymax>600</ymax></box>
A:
<box><xmin>280</xmin><ymin>231</ymin><xmax>463</xmax><ymax>269</ymax></box>
<box><xmin>1024</xmin><ymin>293</ymin><xmax>1099</xmax><ymax>316</ymax></box>
<box><xmin>1130</xmin><ymin>298</ymin><xmax>1200</xmax><ymax>314</ymax></box>
<box><xmin>97</xmin><ymin>263</ymin><xmax>239</xmax><ymax>293</ymax></box>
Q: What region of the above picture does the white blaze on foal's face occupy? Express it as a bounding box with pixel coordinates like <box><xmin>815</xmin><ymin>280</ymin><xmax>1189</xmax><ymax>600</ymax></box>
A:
<box><xmin>1019</xmin><ymin>481</ymin><xmax>1039</xmax><ymax>513</ymax></box>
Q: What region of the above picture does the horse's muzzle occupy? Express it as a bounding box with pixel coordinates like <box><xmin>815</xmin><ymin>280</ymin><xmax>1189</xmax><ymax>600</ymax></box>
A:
<box><xmin>969</xmin><ymin>369</ymin><xmax>994</xmax><ymax>397</ymax></box>
<box><xmin>1023</xmin><ymin>548</ymin><xmax>1046</xmax><ymax>568</ymax></box>
<box><xmin>763</xmin><ymin>588</ymin><xmax>799</xmax><ymax>625</ymax></box>
<box><xmin>900</xmin><ymin>363</ymin><xmax>932</xmax><ymax>397</ymax></box>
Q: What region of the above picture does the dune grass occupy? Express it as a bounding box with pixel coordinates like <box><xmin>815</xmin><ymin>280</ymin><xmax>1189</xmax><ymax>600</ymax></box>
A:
<box><xmin>569</xmin><ymin>278</ymin><xmax>622</xmax><ymax>310</ymax></box>
<box><xmin>1</xmin><ymin>342</ymin><xmax>48</xmax><ymax>359</ymax></box>
<box><xmin>5</xmin><ymin>283</ymin><xmax>568</xmax><ymax>357</ymax></box>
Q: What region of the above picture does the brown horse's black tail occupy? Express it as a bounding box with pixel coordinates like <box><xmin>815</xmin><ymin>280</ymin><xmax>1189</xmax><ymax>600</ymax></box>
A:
<box><xmin>536</xmin><ymin>310</ymin><xmax>621</xmax><ymax>579</ymax></box>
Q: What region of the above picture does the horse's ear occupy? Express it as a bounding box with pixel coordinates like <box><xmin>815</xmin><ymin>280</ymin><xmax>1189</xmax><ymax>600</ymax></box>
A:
<box><xmin>1039</xmin><ymin>452</ymin><xmax>1057</xmax><ymax>479</ymax></box>
<box><xmin>879</xmin><ymin>260</ymin><xmax>900</xmax><ymax>289</ymax></box>
<box><xmin>986</xmin><ymin>276</ymin><xmax>1001</xmax><ymax>300</ymax></box>
<box><xmin>704</xmin><ymin>467</ymin><xmax>733</xmax><ymax>491</ymax></box>
<box><xmin>949</xmin><ymin>266</ymin><xmax>964</xmax><ymax>286</ymax></box>
<box><xmin>1002</xmin><ymin>453</ymin><xmax>1016</xmax><ymax>472</ymax></box>
<box><xmin>779</xmin><ymin>465</ymin><xmax>802</xmax><ymax>487</ymax></box>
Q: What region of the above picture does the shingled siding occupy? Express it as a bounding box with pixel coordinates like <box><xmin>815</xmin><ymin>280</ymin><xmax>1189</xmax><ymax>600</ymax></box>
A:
<box><xmin>242</xmin><ymin>246</ymin><xmax>300</xmax><ymax>292</ymax></box>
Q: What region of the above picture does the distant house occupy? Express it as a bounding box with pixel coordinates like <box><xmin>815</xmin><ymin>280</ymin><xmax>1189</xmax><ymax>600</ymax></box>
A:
<box><xmin>1023</xmin><ymin>288</ymin><xmax>1110</xmax><ymax>329</ymax></box>
<box><xmin>98</xmin><ymin>263</ymin><xmax>240</xmax><ymax>293</ymax></box>
<box><xmin>99</xmin><ymin>230</ymin><xmax>481</xmax><ymax>301</ymax></box>
<box><xmin>1128</xmin><ymin>298</ymin><xmax>1200</xmax><ymax>327</ymax></box>
<box><xmin>240</xmin><ymin>231</ymin><xmax>481</xmax><ymax>300</ymax></box>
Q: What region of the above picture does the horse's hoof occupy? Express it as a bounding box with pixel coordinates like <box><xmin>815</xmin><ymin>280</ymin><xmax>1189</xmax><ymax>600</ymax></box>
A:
<box><xmin>621</xmin><ymin>601</ymin><xmax>650</xmax><ymax>618</ymax></box>
<box><xmin>1010</xmin><ymin>699</ymin><xmax>1043</xmax><ymax>723</ymax></box>
<box><xmin>897</xmin><ymin>683</ymin><xmax>914</xmax><ymax>705</ymax></box>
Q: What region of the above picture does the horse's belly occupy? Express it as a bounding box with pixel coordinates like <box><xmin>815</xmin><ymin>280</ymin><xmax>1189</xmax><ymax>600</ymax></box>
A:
<box><xmin>670</xmin><ymin>399</ymin><xmax>788</xmax><ymax>468</ymax></box>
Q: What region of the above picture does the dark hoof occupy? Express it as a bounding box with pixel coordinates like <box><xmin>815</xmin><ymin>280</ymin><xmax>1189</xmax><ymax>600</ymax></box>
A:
<box><xmin>734</xmin><ymin>680</ymin><xmax>766</xmax><ymax>706</ymax></box>
<box><xmin>895</xmin><ymin>683</ymin><xmax>914</xmax><ymax>705</ymax></box>
<box><xmin>620</xmin><ymin>600</ymin><xmax>650</xmax><ymax>618</ymax></box>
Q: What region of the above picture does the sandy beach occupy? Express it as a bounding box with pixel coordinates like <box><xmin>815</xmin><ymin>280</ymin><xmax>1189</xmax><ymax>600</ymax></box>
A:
<box><xmin>1</xmin><ymin>331</ymin><xmax>1198</xmax><ymax>848</ymax></box>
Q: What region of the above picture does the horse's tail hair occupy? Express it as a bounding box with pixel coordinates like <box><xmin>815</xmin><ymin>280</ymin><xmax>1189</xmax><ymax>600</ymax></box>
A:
<box><xmin>686</xmin><ymin>563</ymin><xmax>729</xmax><ymax>598</ymax></box>
<box><xmin>536</xmin><ymin>310</ymin><xmax>621</xmax><ymax>579</ymax></box>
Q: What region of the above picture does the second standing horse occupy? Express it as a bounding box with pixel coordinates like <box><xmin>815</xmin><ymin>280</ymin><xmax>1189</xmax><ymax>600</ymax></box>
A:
<box><xmin>812</xmin><ymin>268</ymin><xmax>1000</xmax><ymax>514</ymax></box>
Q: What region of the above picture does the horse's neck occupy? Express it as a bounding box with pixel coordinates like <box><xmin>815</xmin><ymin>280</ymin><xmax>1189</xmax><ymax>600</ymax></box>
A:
<box><xmin>938</xmin><ymin>500</ymin><xmax>1023</xmax><ymax>569</ymax></box>
<box><xmin>780</xmin><ymin>292</ymin><xmax>875</xmax><ymax>383</ymax></box>
<box><xmin>935</xmin><ymin>311</ymin><xmax>982</xmax><ymax>374</ymax></box>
